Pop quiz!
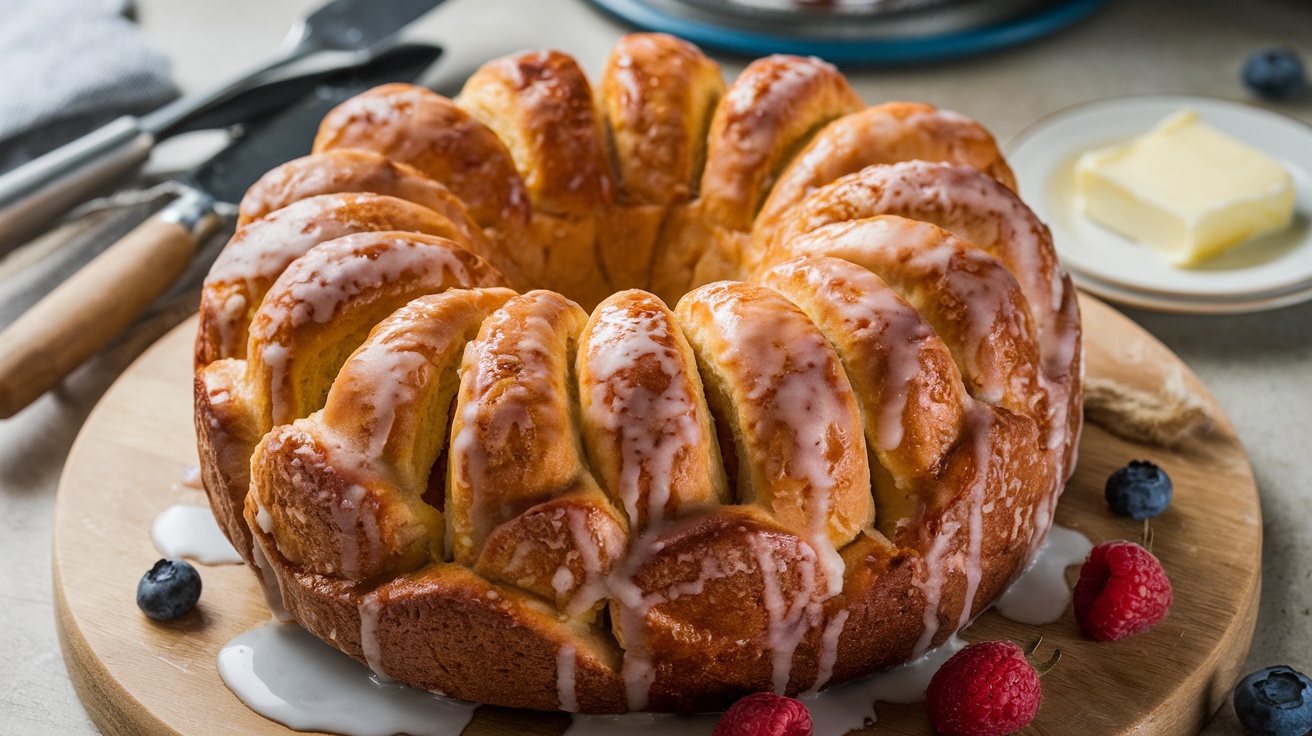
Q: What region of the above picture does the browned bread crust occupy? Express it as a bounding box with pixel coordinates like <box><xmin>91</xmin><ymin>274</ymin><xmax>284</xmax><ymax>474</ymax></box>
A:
<box><xmin>195</xmin><ymin>33</ymin><xmax>1082</xmax><ymax>714</ymax></box>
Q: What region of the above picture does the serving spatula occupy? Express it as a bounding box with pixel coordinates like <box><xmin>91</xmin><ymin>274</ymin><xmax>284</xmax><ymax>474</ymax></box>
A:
<box><xmin>0</xmin><ymin>43</ymin><xmax>443</xmax><ymax>419</ymax></box>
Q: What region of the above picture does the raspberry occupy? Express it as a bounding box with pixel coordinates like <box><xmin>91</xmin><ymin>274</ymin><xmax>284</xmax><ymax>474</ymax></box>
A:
<box><xmin>1073</xmin><ymin>540</ymin><xmax>1172</xmax><ymax>641</ymax></box>
<box><xmin>712</xmin><ymin>692</ymin><xmax>813</xmax><ymax>736</ymax></box>
<box><xmin>924</xmin><ymin>641</ymin><xmax>1042</xmax><ymax>736</ymax></box>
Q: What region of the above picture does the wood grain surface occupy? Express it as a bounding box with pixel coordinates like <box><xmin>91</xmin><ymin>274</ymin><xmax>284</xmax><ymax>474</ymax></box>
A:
<box><xmin>52</xmin><ymin>294</ymin><xmax>1261</xmax><ymax>736</ymax></box>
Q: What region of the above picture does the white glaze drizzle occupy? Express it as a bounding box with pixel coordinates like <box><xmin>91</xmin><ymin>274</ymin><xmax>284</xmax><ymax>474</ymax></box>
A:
<box><xmin>769</xmin><ymin>259</ymin><xmax>931</xmax><ymax>456</ymax></box>
<box><xmin>259</xmin><ymin>341</ymin><xmax>290</xmax><ymax>425</ymax></box>
<box><xmin>278</xmin><ymin>242</ymin><xmax>468</xmax><ymax>329</ymax></box>
<box><xmin>358</xmin><ymin>347</ymin><xmax>428</xmax><ymax>462</ymax></box>
<box><xmin>332</xmin><ymin>483</ymin><xmax>368</xmax><ymax>579</ymax></box>
<box><xmin>804</xmin><ymin>609</ymin><xmax>849</xmax><ymax>697</ymax></box>
<box><xmin>910</xmin><ymin>518</ymin><xmax>959</xmax><ymax>658</ymax></box>
<box><xmin>358</xmin><ymin>591</ymin><xmax>387</xmax><ymax>678</ymax></box>
<box><xmin>209</xmin><ymin>290</ymin><xmax>247</xmax><ymax>355</ymax></box>
<box><xmin>956</xmin><ymin>404</ymin><xmax>993</xmax><ymax>630</ymax></box>
<box><xmin>750</xmin><ymin>532</ymin><xmax>823</xmax><ymax>694</ymax></box>
<box><xmin>608</xmin><ymin>529</ymin><xmax>666</xmax><ymax>711</ymax></box>
<box><xmin>584</xmin><ymin>300</ymin><xmax>701</xmax><ymax>531</ymax></box>
<box><xmin>801</xmin><ymin>634</ymin><xmax>967</xmax><ymax>736</ymax></box>
<box><xmin>705</xmin><ymin>285</ymin><xmax>854</xmax><ymax>597</ymax></box>
<box><xmin>557</xmin><ymin>642</ymin><xmax>579</xmax><ymax>712</ymax></box>
<box><xmin>206</xmin><ymin>194</ymin><xmax>350</xmax><ymax>287</ymax></box>
<box><xmin>562</xmin><ymin>504</ymin><xmax>611</xmax><ymax>615</ymax></box>
<box><xmin>150</xmin><ymin>505</ymin><xmax>242</xmax><ymax>565</ymax></box>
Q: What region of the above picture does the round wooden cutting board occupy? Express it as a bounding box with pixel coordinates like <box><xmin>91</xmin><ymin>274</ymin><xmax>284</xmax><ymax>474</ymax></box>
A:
<box><xmin>53</xmin><ymin>294</ymin><xmax>1260</xmax><ymax>736</ymax></box>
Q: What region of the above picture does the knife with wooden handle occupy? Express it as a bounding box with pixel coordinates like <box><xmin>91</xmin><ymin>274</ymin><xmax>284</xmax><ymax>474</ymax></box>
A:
<box><xmin>0</xmin><ymin>43</ymin><xmax>443</xmax><ymax>419</ymax></box>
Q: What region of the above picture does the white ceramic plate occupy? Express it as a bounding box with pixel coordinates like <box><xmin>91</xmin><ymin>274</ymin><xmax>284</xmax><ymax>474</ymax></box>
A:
<box><xmin>1006</xmin><ymin>95</ymin><xmax>1312</xmax><ymax>310</ymax></box>
<box><xmin>1071</xmin><ymin>269</ymin><xmax>1312</xmax><ymax>315</ymax></box>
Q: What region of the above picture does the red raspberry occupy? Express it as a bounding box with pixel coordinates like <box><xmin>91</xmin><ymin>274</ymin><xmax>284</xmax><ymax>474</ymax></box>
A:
<box><xmin>924</xmin><ymin>641</ymin><xmax>1042</xmax><ymax>736</ymax></box>
<box><xmin>712</xmin><ymin>692</ymin><xmax>813</xmax><ymax>736</ymax></box>
<box><xmin>1073</xmin><ymin>540</ymin><xmax>1173</xmax><ymax>641</ymax></box>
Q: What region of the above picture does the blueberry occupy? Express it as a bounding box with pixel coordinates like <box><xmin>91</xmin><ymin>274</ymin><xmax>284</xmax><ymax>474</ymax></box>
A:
<box><xmin>1242</xmin><ymin>47</ymin><xmax>1306</xmax><ymax>101</ymax></box>
<box><xmin>1104</xmin><ymin>460</ymin><xmax>1172</xmax><ymax>519</ymax></box>
<box><xmin>1234</xmin><ymin>666</ymin><xmax>1312</xmax><ymax>736</ymax></box>
<box><xmin>137</xmin><ymin>559</ymin><xmax>201</xmax><ymax>620</ymax></box>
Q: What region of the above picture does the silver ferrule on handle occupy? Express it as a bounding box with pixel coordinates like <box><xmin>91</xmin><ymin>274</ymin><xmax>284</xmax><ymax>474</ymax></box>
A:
<box><xmin>159</xmin><ymin>189</ymin><xmax>221</xmax><ymax>241</ymax></box>
<box><xmin>0</xmin><ymin>116</ymin><xmax>154</xmax><ymax>254</ymax></box>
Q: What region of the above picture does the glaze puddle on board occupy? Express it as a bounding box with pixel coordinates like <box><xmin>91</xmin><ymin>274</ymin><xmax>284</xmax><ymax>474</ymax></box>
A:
<box><xmin>218</xmin><ymin>622</ymin><xmax>478</xmax><ymax>736</ymax></box>
<box><xmin>219</xmin><ymin>525</ymin><xmax>1090</xmax><ymax>736</ymax></box>
<box><xmin>994</xmin><ymin>524</ymin><xmax>1092</xmax><ymax>625</ymax></box>
<box><xmin>151</xmin><ymin>504</ymin><xmax>243</xmax><ymax>565</ymax></box>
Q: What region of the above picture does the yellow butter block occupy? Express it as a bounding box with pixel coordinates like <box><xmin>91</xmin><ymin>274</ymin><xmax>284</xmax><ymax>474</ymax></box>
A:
<box><xmin>1076</xmin><ymin>109</ymin><xmax>1296</xmax><ymax>266</ymax></box>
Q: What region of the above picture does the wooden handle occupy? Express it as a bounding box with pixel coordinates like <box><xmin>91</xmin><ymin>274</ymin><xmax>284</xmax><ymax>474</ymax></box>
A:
<box><xmin>0</xmin><ymin>212</ymin><xmax>197</xmax><ymax>418</ymax></box>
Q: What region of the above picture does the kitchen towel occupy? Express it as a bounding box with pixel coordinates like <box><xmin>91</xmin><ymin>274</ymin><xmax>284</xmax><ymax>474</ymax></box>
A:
<box><xmin>0</xmin><ymin>0</ymin><xmax>176</xmax><ymax>174</ymax></box>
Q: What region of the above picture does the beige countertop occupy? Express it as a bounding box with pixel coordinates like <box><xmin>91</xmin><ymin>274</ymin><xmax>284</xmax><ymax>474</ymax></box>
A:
<box><xmin>1</xmin><ymin>0</ymin><xmax>1309</xmax><ymax>733</ymax></box>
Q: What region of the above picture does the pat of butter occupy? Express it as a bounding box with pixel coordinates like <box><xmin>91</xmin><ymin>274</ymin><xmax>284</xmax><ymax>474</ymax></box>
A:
<box><xmin>1075</xmin><ymin>109</ymin><xmax>1295</xmax><ymax>266</ymax></box>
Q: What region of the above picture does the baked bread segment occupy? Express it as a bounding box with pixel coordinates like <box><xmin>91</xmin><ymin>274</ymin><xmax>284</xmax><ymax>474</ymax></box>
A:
<box><xmin>699</xmin><ymin>55</ymin><xmax>863</xmax><ymax>231</ymax></box>
<box><xmin>755</xmin><ymin>102</ymin><xmax>1017</xmax><ymax>241</ymax></box>
<box><xmin>250</xmin><ymin>548</ymin><xmax>629</xmax><ymax>712</ymax></box>
<box><xmin>247</xmin><ymin>232</ymin><xmax>507</xmax><ymax>427</ymax></box>
<box><xmin>779</xmin><ymin>217</ymin><xmax>1049</xmax><ymax>429</ymax></box>
<box><xmin>447</xmin><ymin>291</ymin><xmax>629</xmax><ymax>614</ymax></box>
<box><xmin>650</xmin><ymin>52</ymin><xmax>863</xmax><ymax>302</ymax></box>
<box><xmin>236</xmin><ymin>149</ymin><xmax>490</xmax><ymax>234</ymax></box>
<box><xmin>246</xmin><ymin>288</ymin><xmax>515</xmax><ymax>581</ymax></box>
<box><xmin>674</xmin><ymin>281</ymin><xmax>874</xmax><ymax>578</ymax></box>
<box><xmin>457</xmin><ymin>51</ymin><xmax>614</xmax><ymax>221</ymax></box>
<box><xmin>601</xmin><ymin>33</ymin><xmax>724</xmax><ymax>208</ymax></box>
<box><xmin>312</xmin><ymin>83</ymin><xmax>531</xmax><ymax>238</ymax></box>
<box><xmin>196</xmin><ymin>233</ymin><xmax>508</xmax><ymax>562</ymax></box>
<box><xmin>609</xmin><ymin>505</ymin><xmax>839</xmax><ymax>711</ymax></box>
<box><xmin>198</xmin><ymin>193</ymin><xmax>491</xmax><ymax>366</ymax></box>
<box><xmin>577</xmin><ymin>290</ymin><xmax>728</xmax><ymax>533</ymax></box>
<box><xmin>759</xmin><ymin>255</ymin><xmax>968</xmax><ymax>540</ymax></box>
<box><xmin>456</xmin><ymin>51</ymin><xmax>616</xmax><ymax>308</ymax></box>
<box><xmin>598</xmin><ymin>34</ymin><xmax>724</xmax><ymax>293</ymax></box>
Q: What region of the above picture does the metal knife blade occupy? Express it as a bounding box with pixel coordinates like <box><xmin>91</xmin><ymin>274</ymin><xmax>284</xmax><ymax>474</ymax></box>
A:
<box><xmin>0</xmin><ymin>42</ymin><xmax>443</xmax><ymax>418</ymax></box>
<box><xmin>183</xmin><ymin>42</ymin><xmax>443</xmax><ymax>207</ymax></box>
<box><xmin>294</xmin><ymin>0</ymin><xmax>450</xmax><ymax>53</ymax></box>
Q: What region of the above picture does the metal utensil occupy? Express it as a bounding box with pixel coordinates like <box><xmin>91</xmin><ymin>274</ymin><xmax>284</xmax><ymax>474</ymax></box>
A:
<box><xmin>0</xmin><ymin>0</ymin><xmax>448</xmax><ymax>254</ymax></box>
<box><xmin>0</xmin><ymin>43</ymin><xmax>443</xmax><ymax>419</ymax></box>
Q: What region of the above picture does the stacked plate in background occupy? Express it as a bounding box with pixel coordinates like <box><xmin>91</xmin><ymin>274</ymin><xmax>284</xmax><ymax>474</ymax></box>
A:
<box><xmin>586</xmin><ymin>0</ymin><xmax>1107</xmax><ymax>64</ymax></box>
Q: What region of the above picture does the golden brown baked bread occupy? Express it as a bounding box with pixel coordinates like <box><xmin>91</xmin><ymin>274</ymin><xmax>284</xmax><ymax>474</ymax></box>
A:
<box><xmin>194</xmin><ymin>32</ymin><xmax>1081</xmax><ymax>714</ymax></box>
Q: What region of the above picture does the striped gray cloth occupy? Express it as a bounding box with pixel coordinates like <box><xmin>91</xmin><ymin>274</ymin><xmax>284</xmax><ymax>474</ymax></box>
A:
<box><xmin>0</xmin><ymin>0</ymin><xmax>176</xmax><ymax>173</ymax></box>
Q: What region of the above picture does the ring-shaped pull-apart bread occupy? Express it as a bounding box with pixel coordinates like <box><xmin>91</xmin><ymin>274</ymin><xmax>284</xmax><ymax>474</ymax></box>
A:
<box><xmin>194</xmin><ymin>33</ymin><xmax>1081</xmax><ymax>713</ymax></box>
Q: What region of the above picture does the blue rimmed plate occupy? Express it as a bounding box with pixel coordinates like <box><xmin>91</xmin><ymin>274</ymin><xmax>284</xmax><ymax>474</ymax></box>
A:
<box><xmin>585</xmin><ymin>0</ymin><xmax>1107</xmax><ymax>66</ymax></box>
